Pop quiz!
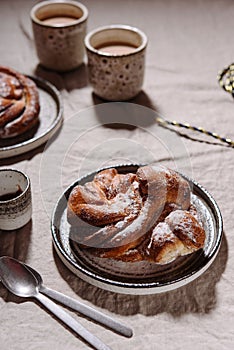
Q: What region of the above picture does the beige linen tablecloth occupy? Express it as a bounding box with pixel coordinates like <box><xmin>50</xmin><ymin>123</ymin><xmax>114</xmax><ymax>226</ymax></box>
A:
<box><xmin>0</xmin><ymin>0</ymin><xmax>234</xmax><ymax>349</ymax></box>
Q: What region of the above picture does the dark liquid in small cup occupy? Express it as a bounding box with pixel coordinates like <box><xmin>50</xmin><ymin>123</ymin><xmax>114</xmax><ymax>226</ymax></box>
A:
<box><xmin>0</xmin><ymin>187</ymin><xmax>22</xmax><ymax>201</ymax></box>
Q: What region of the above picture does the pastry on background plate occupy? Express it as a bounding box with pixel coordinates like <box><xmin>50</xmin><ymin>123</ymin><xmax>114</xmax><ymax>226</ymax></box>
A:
<box><xmin>0</xmin><ymin>66</ymin><xmax>40</xmax><ymax>139</ymax></box>
<box><xmin>67</xmin><ymin>165</ymin><xmax>206</xmax><ymax>265</ymax></box>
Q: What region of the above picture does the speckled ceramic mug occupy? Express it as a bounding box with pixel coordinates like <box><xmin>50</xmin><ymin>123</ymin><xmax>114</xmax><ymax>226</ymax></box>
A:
<box><xmin>85</xmin><ymin>24</ymin><xmax>148</xmax><ymax>101</ymax></box>
<box><xmin>0</xmin><ymin>169</ymin><xmax>32</xmax><ymax>231</ymax></box>
<box><xmin>30</xmin><ymin>0</ymin><xmax>88</xmax><ymax>72</ymax></box>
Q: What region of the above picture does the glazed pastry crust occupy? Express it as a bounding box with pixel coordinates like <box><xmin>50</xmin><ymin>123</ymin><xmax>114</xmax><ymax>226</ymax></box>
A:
<box><xmin>0</xmin><ymin>66</ymin><xmax>40</xmax><ymax>138</ymax></box>
<box><xmin>67</xmin><ymin>165</ymin><xmax>206</xmax><ymax>264</ymax></box>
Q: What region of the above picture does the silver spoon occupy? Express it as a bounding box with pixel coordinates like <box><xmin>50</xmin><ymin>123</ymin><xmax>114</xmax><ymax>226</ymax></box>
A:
<box><xmin>0</xmin><ymin>256</ymin><xmax>112</xmax><ymax>350</ymax></box>
<box><xmin>24</xmin><ymin>263</ymin><xmax>133</xmax><ymax>338</ymax></box>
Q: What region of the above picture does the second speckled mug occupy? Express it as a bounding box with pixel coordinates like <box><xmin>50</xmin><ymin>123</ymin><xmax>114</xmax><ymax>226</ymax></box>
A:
<box><xmin>85</xmin><ymin>25</ymin><xmax>148</xmax><ymax>101</ymax></box>
<box><xmin>31</xmin><ymin>0</ymin><xmax>88</xmax><ymax>72</ymax></box>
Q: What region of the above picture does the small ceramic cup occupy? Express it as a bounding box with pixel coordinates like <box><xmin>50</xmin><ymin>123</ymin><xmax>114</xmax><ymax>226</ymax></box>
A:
<box><xmin>30</xmin><ymin>0</ymin><xmax>88</xmax><ymax>72</ymax></box>
<box><xmin>85</xmin><ymin>24</ymin><xmax>148</xmax><ymax>101</ymax></box>
<box><xmin>0</xmin><ymin>169</ymin><xmax>32</xmax><ymax>231</ymax></box>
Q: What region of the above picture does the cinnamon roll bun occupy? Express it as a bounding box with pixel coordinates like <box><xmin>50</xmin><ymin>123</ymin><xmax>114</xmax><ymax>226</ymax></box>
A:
<box><xmin>0</xmin><ymin>66</ymin><xmax>40</xmax><ymax>138</ymax></box>
<box><xmin>67</xmin><ymin>165</ymin><xmax>205</xmax><ymax>264</ymax></box>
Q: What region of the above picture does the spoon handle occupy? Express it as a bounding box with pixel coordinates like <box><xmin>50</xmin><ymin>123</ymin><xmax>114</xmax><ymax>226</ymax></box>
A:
<box><xmin>35</xmin><ymin>292</ymin><xmax>112</xmax><ymax>350</ymax></box>
<box><xmin>40</xmin><ymin>285</ymin><xmax>133</xmax><ymax>338</ymax></box>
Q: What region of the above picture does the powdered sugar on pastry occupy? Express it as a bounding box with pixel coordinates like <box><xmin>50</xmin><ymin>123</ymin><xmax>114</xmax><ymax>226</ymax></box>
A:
<box><xmin>68</xmin><ymin>165</ymin><xmax>206</xmax><ymax>264</ymax></box>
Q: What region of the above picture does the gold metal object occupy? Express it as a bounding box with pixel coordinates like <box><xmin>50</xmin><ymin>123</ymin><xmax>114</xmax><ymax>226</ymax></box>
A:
<box><xmin>154</xmin><ymin>65</ymin><xmax>234</xmax><ymax>147</ymax></box>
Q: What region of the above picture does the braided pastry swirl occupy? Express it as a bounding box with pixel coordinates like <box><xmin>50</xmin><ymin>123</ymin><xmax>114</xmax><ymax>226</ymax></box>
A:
<box><xmin>0</xmin><ymin>66</ymin><xmax>40</xmax><ymax>138</ymax></box>
<box><xmin>67</xmin><ymin>165</ymin><xmax>205</xmax><ymax>264</ymax></box>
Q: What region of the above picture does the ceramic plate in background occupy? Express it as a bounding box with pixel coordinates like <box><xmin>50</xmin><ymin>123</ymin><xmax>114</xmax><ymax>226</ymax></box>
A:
<box><xmin>0</xmin><ymin>76</ymin><xmax>63</xmax><ymax>159</ymax></box>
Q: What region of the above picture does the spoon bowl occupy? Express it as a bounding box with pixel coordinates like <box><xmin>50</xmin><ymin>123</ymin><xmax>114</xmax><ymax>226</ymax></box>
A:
<box><xmin>0</xmin><ymin>256</ymin><xmax>38</xmax><ymax>298</ymax></box>
<box><xmin>25</xmin><ymin>264</ymin><xmax>43</xmax><ymax>285</ymax></box>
